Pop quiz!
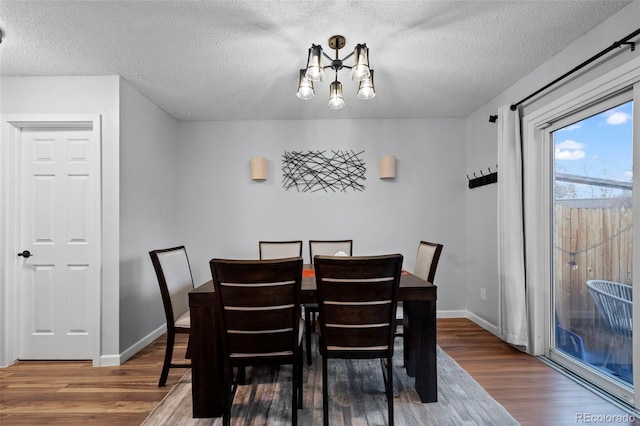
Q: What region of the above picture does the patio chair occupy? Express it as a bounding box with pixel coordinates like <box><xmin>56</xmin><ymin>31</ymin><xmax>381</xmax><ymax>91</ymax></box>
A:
<box><xmin>586</xmin><ymin>280</ymin><xmax>632</xmax><ymax>370</ymax></box>
<box><xmin>555</xmin><ymin>323</ymin><xmax>586</xmax><ymax>361</ymax></box>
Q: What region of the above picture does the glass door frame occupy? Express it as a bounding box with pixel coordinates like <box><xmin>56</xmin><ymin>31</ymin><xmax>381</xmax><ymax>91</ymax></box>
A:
<box><xmin>521</xmin><ymin>57</ymin><xmax>640</xmax><ymax>410</ymax></box>
<box><xmin>546</xmin><ymin>91</ymin><xmax>633</xmax><ymax>404</ymax></box>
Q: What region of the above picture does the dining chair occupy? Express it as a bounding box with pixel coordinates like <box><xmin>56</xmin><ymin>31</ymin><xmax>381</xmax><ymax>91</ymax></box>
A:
<box><xmin>209</xmin><ymin>257</ymin><xmax>304</xmax><ymax>426</ymax></box>
<box><xmin>396</xmin><ymin>241</ymin><xmax>443</xmax><ymax>366</ymax></box>
<box><xmin>305</xmin><ymin>239</ymin><xmax>353</xmax><ymax>365</ymax></box>
<box><xmin>149</xmin><ymin>245</ymin><xmax>194</xmax><ymax>387</ymax></box>
<box><xmin>259</xmin><ymin>240</ymin><xmax>303</xmax><ymax>260</ymax></box>
<box><xmin>314</xmin><ymin>254</ymin><xmax>403</xmax><ymax>426</ymax></box>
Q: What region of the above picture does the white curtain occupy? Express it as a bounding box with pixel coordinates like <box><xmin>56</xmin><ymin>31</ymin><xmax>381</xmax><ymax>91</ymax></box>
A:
<box><xmin>497</xmin><ymin>105</ymin><xmax>529</xmax><ymax>349</ymax></box>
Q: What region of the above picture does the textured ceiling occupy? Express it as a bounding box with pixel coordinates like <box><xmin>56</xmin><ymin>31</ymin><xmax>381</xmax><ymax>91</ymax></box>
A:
<box><xmin>0</xmin><ymin>1</ymin><xmax>633</xmax><ymax>121</ymax></box>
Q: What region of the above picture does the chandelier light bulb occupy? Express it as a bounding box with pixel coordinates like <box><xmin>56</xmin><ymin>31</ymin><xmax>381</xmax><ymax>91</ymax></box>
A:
<box><xmin>357</xmin><ymin>69</ymin><xmax>375</xmax><ymax>100</ymax></box>
<box><xmin>350</xmin><ymin>44</ymin><xmax>370</xmax><ymax>81</ymax></box>
<box><xmin>304</xmin><ymin>45</ymin><xmax>325</xmax><ymax>82</ymax></box>
<box><xmin>328</xmin><ymin>81</ymin><xmax>345</xmax><ymax>109</ymax></box>
<box><xmin>296</xmin><ymin>69</ymin><xmax>315</xmax><ymax>100</ymax></box>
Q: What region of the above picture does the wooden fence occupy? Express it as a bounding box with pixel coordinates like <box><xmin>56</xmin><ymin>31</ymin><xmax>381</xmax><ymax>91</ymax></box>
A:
<box><xmin>554</xmin><ymin>201</ymin><xmax>632</xmax><ymax>356</ymax></box>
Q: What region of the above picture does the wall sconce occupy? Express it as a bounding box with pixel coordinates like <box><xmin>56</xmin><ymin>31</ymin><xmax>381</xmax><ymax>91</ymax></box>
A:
<box><xmin>250</xmin><ymin>157</ymin><xmax>268</xmax><ymax>180</ymax></box>
<box><xmin>378</xmin><ymin>155</ymin><xmax>396</xmax><ymax>179</ymax></box>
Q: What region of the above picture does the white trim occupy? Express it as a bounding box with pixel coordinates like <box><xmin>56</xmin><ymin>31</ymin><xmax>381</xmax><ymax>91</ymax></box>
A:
<box><xmin>116</xmin><ymin>323</ymin><xmax>167</xmax><ymax>366</ymax></box>
<box><xmin>522</xmin><ymin>57</ymin><xmax>640</xmax><ymax>126</ymax></box>
<box><xmin>434</xmin><ymin>309</ymin><xmax>501</xmax><ymax>337</ymax></box>
<box><xmin>0</xmin><ymin>114</ymin><xmax>102</xmax><ymax>368</ymax></box>
<box><xmin>522</xmin><ymin>56</ymin><xmax>640</xmax><ymax>356</ymax></box>
<box><xmin>522</xmin><ymin>56</ymin><xmax>640</xmax><ymax>407</ymax></box>
<box><xmin>99</xmin><ymin>354</ymin><xmax>122</xmax><ymax>367</ymax></box>
<box><xmin>436</xmin><ymin>309</ymin><xmax>467</xmax><ymax>318</ymax></box>
<box><xmin>465</xmin><ymin>311</ymin><xmax>501</xmax><ymax>337</ymax></box>
<box><xmin>633</xmin><ymin>81</ymin><xmax>640</xmax><ymax>398</ymax></box>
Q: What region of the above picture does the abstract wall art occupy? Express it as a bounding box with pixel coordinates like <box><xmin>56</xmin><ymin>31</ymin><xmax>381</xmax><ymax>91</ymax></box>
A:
<box><xmin>282</xmin><ymin>150</ymin><xmax>366</xmax><ymax>192</ymax></box>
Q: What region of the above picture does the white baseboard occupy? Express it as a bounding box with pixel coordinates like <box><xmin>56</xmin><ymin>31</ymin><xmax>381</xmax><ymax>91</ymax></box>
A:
<box><xmin>436</xmin><ymin>309</ymin><xmax>467</xmax><ymax>318</ymax></box>
<box><xmin>99</xmin><ymin>354</ymin><xmax>121</xmax><ymax>367</ymax></box>
<box><xmin>465</xmin><ymin>311</ymin><xmax>500</xmax><ymax>337</ymax></box>
<box><xmin>436</xmin><ymin>309</ymin><xmax>501</xmax><ymax>337</ymax></box>
<box><xmin>100</xmin><ymin>323</ymin><xmax>167</xmax><ymax>366</ymax></box>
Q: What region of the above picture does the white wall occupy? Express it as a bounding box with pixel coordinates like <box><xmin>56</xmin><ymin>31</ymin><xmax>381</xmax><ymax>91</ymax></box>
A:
<box><xmin>0</xmin><ymin>75</ymin><xmax>121</xmax><ymax>360</ymax></box>
<box><xmin>118</xmin><ymin>78</ymin><xmax>180</xmax><ymax>353</ymax></box>
<box><xmin>177</xmin><ymin>118</ymin><xmax>467</xmax><ymax>313</ymax></box>
<box><xmin>3</xmin><ymin>1</ymin><xmax>636</xmax><ymax>364</ymax></box>
<box><xmin>464</xmin><ymin>1</ymin><xmax>640</xmax><ymax>329</ymax></box>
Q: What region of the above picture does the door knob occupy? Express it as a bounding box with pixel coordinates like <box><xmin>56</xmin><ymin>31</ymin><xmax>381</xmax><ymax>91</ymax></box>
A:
<box><xmin>17</xmin><ymin>250</ymin><xmax>32</xmax><ymax>258</ymax></box>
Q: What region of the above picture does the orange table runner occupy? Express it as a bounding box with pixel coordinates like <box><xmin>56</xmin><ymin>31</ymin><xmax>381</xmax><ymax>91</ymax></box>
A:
<box><xmin>302</xmin><ymin>269</ymin><xmax>409</xmax><ymax>277</ymax></box>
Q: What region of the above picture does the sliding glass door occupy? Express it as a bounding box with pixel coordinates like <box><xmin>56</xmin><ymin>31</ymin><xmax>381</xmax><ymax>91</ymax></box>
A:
<box><xmin>549</xmin><ymin>92</ymin><xmax>634</xmax><ymax>404</ymax></box>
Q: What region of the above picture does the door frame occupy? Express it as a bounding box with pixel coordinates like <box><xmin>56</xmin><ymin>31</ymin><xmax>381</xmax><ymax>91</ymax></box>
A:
<box><xmin>522</xmin><ymin>57</ymin><xmax>640</xmax><ymax>407</ymax></box>
<box><xmin>0</xmin><ymin>114</ymin><xmax>102</xmax><ymax>367</ymax></box>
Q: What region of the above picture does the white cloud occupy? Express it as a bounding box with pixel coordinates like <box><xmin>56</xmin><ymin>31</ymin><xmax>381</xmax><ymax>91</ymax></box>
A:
<box><xmin>606</xmin><ymin>110</ymin><xmax>631</xmax><ymax>125</ymax></box>
<box><xmin>625</xmin><ymin>171</ymin><xmax>633</xmax><ymax>180</ymax></box>
<box><xmin>555</xmin><ymin>139</ymin><xmax>585</xmax><ymax>160</ymax></box>
<box><xmin>555</xmin><ymin>148</ymin><xmax>585</xmax><ymax>160</ymax></box>
<box><xmin>555</xmin><ymin>139</ymin><xmax>584</xmax><ymax>150</ymax></box>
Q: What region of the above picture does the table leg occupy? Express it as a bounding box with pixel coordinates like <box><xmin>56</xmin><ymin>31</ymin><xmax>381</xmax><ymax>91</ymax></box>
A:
<box><xmin>190</xmin><ymin>303</ymin><xmax>224</xmax><ymax>417</ymax></box>
<box><xmin>403</xmin><ymin>300</ymin><xmax>437</xmax><ymax>402</ymax></box>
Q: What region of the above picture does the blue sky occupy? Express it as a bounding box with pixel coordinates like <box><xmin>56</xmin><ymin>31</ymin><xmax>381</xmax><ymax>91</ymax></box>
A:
<box><xmin>554</xmin><ymin>100</ymin><xmax>633</xmax><ymax>186</ymax></box>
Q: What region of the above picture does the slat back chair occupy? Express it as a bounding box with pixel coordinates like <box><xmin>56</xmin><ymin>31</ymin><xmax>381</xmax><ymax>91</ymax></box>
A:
<box><xmin>149</xmin><ymin>245</ymin><xmax>194</xmax><ymax>387</ymax></box>
<box><xmin>397</xmin><ymin>241</ymin><xmax>443</xmax><ymax>367</ymax></box>
<box><xmin>586</xmin><ymin>280</ymin><xmax>632</xmax><ymax>369</ymax></box>
<box><xmin>396</xmin><ymin>241</ymin><xmax>443</xmax><ymax>335</ymax></box>
<box><xmin>414</xmin><ymin>241</ymin><xmax>444</xmax><ymax>284</ymax></box>
<box><xmin>314</xmin><ymin>254</ymin><xmax>403</xmax><ymax>426</ymax></box>
<box><xmin>309</xmin><ymin>239</ymin><xmax>353</xmax><ymax>263</ymax></box>
<box><xmin>259</xmin><ymin>240</ymin><xmax>303</xmax><ymax>260</ymax></box>
<box><xmin>305</xmin><ymin>239</ymin><xmax>353</xmax><ymax>365</ymax></box>
<box><xmin>210</xmin><ymin>257</ymin><xmax>304</xmax><ymax>426</ymax></box>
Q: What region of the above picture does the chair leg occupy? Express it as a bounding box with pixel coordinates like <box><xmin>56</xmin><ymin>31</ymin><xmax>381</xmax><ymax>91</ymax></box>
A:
<box><xmin>601</xmin><ymin>337</ymin><xmax>616</xmax><ymax>369</ymax></box>
<box><xmin>305</xmin><ymin>309</ymin><xmax>313</xmax><ymax>365</ymax></box>
<box><xmin>297</xmin><ymin>348</ymin><xmax>304</xmax><ymax>408</ymax></box>
<box><xmin>402</xmin><ymin>315</ymin><xmax>409</xmax><ymax>369</ymax></box>
<box><xmin>236</xmin><ymin>367</ymin><xmax>246</xmax><ymax>385</ymax></box>
<box><xmin>322</xmin><ymin>356</ymin><xmax>329</xmax><ymax>426</ymax></box>
<box><xmin>292</xmin><ymin>361</ymin><xmax>298</xmax><ymax>425</ymax></box>
<box><xmin>158</xmin><ymin>330</ymin><xmax>175</xmax><ymax>387</ymax></box>
<box><xmin>386</xmin><ymin>356</ymin><xmax>394</xmax><ymax>426</ymax></box>
<box><xmin>224</xmin><ymin>366</ymin><xmax>233</xmax><ymax>426</ymax></box>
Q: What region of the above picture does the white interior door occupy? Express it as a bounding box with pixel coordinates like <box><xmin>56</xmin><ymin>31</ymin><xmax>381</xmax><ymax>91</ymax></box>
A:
<box><xmin>19</xmin><ymin>126</ymin><xmax>98</xmax><ymax>360</ymax></box>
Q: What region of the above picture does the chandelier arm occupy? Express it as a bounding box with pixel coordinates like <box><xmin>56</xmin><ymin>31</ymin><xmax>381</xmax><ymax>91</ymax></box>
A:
<box><xmin>341</xmin><ymin>51</ymin><xmax>355</xmax><ymax>62</ymax></box>
<box><xmin>322</xmin><ymin>51</ymin><xmax>334</xmax><ymax>62</ymax></box>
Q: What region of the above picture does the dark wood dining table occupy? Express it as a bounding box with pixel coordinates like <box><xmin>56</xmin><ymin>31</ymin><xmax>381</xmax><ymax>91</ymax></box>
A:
<box><xmin>188</xmin><ymin>265</ymin><xmax>437</xmax><ymax>418</ymax></box>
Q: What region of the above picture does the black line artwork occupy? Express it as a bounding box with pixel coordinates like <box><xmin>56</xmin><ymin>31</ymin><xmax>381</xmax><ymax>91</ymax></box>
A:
<box><xmin>282</xmin><ymin>150</ymin><xmax>366</xmax><ymax>192</ymax></box>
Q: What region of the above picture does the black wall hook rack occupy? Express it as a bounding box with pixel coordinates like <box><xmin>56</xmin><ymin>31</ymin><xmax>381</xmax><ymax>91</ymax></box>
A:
<box><xmin>467</xmin><ymin>167</ymin><xmax>498</xmax><ymax>189</ymax></box>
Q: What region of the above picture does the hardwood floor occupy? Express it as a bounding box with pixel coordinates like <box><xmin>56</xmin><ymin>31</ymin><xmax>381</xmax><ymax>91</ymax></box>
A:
<box><xmin>0</xmin><ymin>318</ymin><xmax>636</xmax><ymax>425</ymax></box>
<box><xmin>437</xmin><ymin>319</ymin><xmax>637</xmax><ymax>425</ymax></box>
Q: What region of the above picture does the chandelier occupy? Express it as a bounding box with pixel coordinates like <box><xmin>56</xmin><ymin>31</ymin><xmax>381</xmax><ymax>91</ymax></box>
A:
<box><xmin>296</xmin><ymin>35</ymin><xmax>375</xmax><ymax>109</ymax></box>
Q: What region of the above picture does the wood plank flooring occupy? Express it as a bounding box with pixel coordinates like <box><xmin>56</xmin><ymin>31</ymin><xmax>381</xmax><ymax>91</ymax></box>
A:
<box><xmin>0</xmin><ymin>318</ymin><xmax>636</xmax><ymax>425</ymax></box>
